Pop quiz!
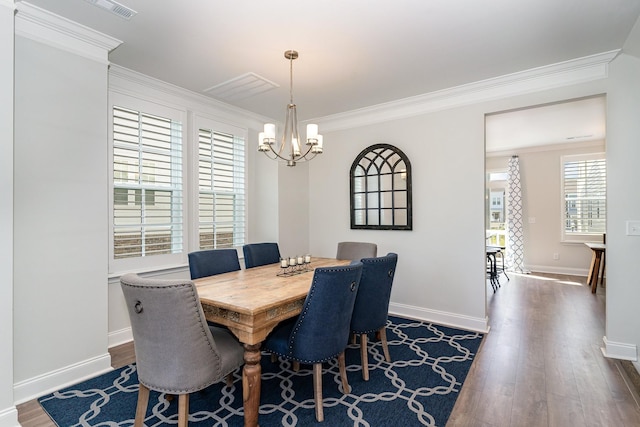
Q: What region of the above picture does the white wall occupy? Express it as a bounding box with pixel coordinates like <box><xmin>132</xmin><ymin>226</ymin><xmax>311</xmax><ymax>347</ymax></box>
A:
<box><xmin>486</xmin><ymin>140</ymin><xmax>606</xmax><ymax>275</ymax></box>
<box><xmin>246</xmin><ymin>131</ymin><xmax>280</xmax><ymax>248</ymax></box>
<box><xmin>13</xmin><ymin>34</ymin><xmax>113</xmax><ymax>402</ymax></box>
<box><xmin>604</xmin><ymin>50</ymin><xmax>640</xmax><ymax>364</ymax></box>
<box><xmin>309</xmin><ymin>106</ymin><xmax>488</xmax><ymax>331</ymax></box>
<box><xmin>0</xmin><ymin>1</ymin><xmax>17</xmax><ymax>425</ymax></box>
<box><xmin>309</xmin><ymin>74</ymin><xmax>612</xmax><ymax>333</ymax></box>
<box><xmin>277</xmin><ymin>162</ymin><xmax>310</xmax><ymax>257</ymax></box>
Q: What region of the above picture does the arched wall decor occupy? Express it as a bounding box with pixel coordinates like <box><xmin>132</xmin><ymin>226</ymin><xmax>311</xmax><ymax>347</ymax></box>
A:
<box><xmin>350</xmin><ymin>143</ymin><xmax>412</xmax><ymax>230</ymax></box>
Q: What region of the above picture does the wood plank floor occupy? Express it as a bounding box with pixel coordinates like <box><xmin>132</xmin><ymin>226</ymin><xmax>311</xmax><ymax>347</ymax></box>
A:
<box><xmin>17</xmin><ymin>272</ymin><xmax>640</xmax><ymax>426</ymax></box>
<box><xmin>447</xmin><ymin>272</ymin><xmax>640</xmax><ymax>427</ymax></box>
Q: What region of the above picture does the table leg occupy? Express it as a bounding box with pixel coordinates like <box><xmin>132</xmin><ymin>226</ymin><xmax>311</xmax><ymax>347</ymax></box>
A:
<box><xmin>242</xmin><ymin>343</ymin><xmax>262</xmax><ymax>427</ymax></box>
<box><xmin>587</xmin><ymin>252</ymin><xmax>596</xmax><ymax>287</ymax></box>
<box><xmin>590</xmin><ymin>252</ymin><xmax>602</xmax><ymax>294</ymax></box>
<box><xmin>599</xmin><ymin>252</ymin><xmax>606</xmax><ymax>289</ymax></box>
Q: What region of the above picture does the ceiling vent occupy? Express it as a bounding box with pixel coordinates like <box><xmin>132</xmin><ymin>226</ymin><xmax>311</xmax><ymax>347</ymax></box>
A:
<box><xmin>84</xmin><ymin>0</ymin><xmax>137</xmax><ymax>20</ymax></box>
<box><xmin>204</xmin><ymin>72</ymin><xmax>279</xmax><ymax>102</ymax></box>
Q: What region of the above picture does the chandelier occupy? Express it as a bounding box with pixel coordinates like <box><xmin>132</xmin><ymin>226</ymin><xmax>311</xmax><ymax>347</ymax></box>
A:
<box><xmin>258</xmin><ymin>50</ymin><xmax>323</xmax><ymax>167</ymax></box>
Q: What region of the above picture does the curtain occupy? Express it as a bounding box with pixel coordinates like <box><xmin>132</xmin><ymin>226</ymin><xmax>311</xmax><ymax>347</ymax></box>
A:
<box><xmin>506</xmin><ymin>155</ymin><xmax>528</xmax><ymax>273</ymax></box>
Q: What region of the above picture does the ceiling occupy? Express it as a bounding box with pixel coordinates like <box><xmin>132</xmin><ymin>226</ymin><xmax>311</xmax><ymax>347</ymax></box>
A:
<box><xmin>20</xmin><ymin>0</ymin><xmax>640</xmax><ymax>144</ymax></box>
<box><xmin>485</xmin><ymin>95</ymin><xmax>607</xmax><ymax>153</ymax></box>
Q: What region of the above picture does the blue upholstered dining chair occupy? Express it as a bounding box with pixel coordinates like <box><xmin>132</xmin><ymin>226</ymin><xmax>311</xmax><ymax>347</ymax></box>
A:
<box><xmin>242</xmin><ymin>242</ymin><xmax>281</xmax><ymax>268</ymax></box>
<box><xmin>188</xmin><ymin>248</ymin><xmax>241</xmax><ymax>279</ymax></box>
<box><xmin>336</xmin><ymin>241</ymin><xmax>377</xmax><ymax>261</ymax></box>
<box><xmin>350</xmin><ymin>253</ymin><xmax>398</xmax><ymax>381</ymax></box>
<box><xmin>120</xmin><ymin>273</ymin><xmax>244</xmax><ymax>427</ymax></box>
<box><xmin>263</xmin><ymin>263</ymin><xmax>363</xmax><ymax>422</ymax></box>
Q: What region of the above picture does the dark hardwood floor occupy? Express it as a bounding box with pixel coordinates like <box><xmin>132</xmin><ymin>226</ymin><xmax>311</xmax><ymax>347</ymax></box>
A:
<box><xmin>17</xmin><ymin>272</ymin><xmax>640</xmax><ymax>426</ymax></box>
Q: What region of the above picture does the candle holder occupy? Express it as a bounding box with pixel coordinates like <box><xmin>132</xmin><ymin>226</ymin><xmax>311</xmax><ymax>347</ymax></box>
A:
<box><xmin>278</xmin><ymin>255</ymin><xmax>312</xmax><ymax>276</ymax></box>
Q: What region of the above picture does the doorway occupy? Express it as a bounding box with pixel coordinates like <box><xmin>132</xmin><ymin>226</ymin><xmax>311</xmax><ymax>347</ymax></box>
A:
<box><xmin>484</xmin><ymin>95</ymin><xmax>606</xmax><ymax>288</ymax></box>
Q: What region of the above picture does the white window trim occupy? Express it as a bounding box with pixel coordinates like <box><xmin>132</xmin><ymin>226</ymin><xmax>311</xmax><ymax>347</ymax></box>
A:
<box><xmin>108</xmin><ymin>92</ymin><xmax>188</xmax><ymax>275</ymax></box>
<box><xmin>189</xmin><ymin>114</ymin><xmax>248</xmax><ymax>256</ymax></box>
<box><xmin>560</xmin><ymin>152</ymin><xmax>606</xmax><ymax>243</ymax></box>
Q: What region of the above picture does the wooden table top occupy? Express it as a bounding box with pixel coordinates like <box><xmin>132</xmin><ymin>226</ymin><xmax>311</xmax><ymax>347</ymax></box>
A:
<box><xmin>194</xmin><ymin>257</ymin><xmax>350</xmax><ymax>344</ymax></box>
<box><xmin>585</xmin><ymin>242</ymin><xmax>606</xmax><ymax>251</ymax></box>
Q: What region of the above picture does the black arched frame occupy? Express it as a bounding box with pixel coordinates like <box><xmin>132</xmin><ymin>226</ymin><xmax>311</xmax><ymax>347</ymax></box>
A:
<box><xmin>350</xmin><ymin>143</ymin><xmax>412</xmax><ymax>230</ymax></box>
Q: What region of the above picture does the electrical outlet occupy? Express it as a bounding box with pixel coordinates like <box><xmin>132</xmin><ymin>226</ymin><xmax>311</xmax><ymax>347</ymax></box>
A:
<box><xmin>553</xmin><ymin>253</ymin><xmax>559</xmax><ymax>260</ymax></box>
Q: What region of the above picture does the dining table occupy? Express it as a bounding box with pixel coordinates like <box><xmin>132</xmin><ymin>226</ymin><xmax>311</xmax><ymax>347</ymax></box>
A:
<box><xmin>585</xmin><ymin>242</ymin><xmax>606</xmax><ymax>293</ymax></box>
<box><xmin>193</xmin><ymin>257</ymin><xmax>350</xmax><ymax>427</ymax></box>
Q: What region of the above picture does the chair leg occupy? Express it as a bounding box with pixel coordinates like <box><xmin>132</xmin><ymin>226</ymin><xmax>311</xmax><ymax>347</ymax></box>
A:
<box><xmin>134</xmin><ymin>383</ymin><xmax>150</xmax><ymax>427</ymax></box>
<box><xmin>379</xmin><ymin>327</ymin><xmax>391</xmax><ymax>363</ymax></box>
<box><xmin>293</xmin><ymin>361</ymin><xmax>300</xmax><ymax>372</ymax></box>
<box><xmin>359</xmin><ymin>333</ymin><xmax>369</xmax><ymax>381</ymax></box>
<box><xmin>177</xmin><ymin>394</ymin><xmax>189</xmax><ymax>427</ymax></box>
<box><xmin>313</xmin><ymin>363</ymin><xmax>324</xmax><ymax>422</ymax></box>
<box><xmin>338</xmin><ymin>351</ymin><xmax>351</xmax><ymax>394</ymax></box>
<box><xmin>226</xmin><ymin>373</ymin><xmax>234</xmax><ymax>387</ymax></box>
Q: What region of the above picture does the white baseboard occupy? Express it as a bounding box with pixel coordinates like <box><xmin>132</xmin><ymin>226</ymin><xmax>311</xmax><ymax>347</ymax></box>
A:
<box><xmin>13</xmin><ymin>353</ymin><xmax>113</xmax><ymax>405</ymax></box>
<box><xmin>0</xmin><ymin>406</ymin><xmax>19</xmax><ymax>427</ymax></box>
<box><xmin>389</xmin><ymin>302</ymin><xmax>490</xmax><ymax>334</ymax></box>
<box><xmin>108</xmin><ymin>327</ymin><xmax>133</xmax><ymax>348</ymax></box>
<box><xmin>601</xmin><ymin>336</ymin><xmax>638</xmax><ymax>361</ymax></box>
<box><xmin>524</xmin><ymin>264</ymin><xmax>588</xmax><ymax>276</ymax></box>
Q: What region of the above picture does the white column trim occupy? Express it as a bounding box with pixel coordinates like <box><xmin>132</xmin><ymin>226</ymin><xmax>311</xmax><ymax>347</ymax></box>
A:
<box><xmin>13</xmin><ymin>354</ymin><xmax>112</xmax><ymax>405</ymax></box>
<box><xmin>389</xmin><ymin>302</ymin><xmax>490</xmax><ymax>334</ymax></box>
<box><xmin>601</xmin><ymin>336</ymin><xmax>638</xmax><ymax>361</ymax></box>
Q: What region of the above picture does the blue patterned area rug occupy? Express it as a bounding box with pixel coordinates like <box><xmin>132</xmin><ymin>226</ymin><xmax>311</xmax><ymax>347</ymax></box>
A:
<box><xmin>39</xmin><ymin>317</ymin><xmax>483</xmax><ymax>426</ymax></box>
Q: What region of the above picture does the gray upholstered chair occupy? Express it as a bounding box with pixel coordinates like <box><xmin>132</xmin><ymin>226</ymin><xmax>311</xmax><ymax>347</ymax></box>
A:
<box><xmin>350</xmin><ymin>253</ymin><xmax>398</xmax><ymax>380</ymax></box>
<box><xmin>120</xmin><ymin>273</ymin><xmax>244</xmax><ymax>427</ymax></box>
<box><xmin>263</xmin><ymin>263</ymin><xmax>363</xmax><ymax>422</ymax></box>
<box><xmin>188</xmin><ymin>248</ymin><xmax>241</xmax><ymax>279</ymax></box>
<box><xmin>336</xmin><ymin>241</ymin><xmax>377</xmax><ymax>261</ymax></box>
<box><xmin>242</xmin><ymin>242</ymin><xmax>281</xmax><ymax>268</ymax></box>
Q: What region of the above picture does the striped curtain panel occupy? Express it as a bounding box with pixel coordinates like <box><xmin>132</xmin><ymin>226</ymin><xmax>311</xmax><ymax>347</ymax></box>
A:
<box><xmin>506</xmin><ymin>155</ymin><xmax>528</xmax><ymax>273</ymax></box>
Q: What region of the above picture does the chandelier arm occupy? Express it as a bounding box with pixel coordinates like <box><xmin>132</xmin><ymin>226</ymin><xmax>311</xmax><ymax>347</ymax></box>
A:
<box><xmin>259</xmin><ymin>49</ymin><xmax>323</xmax><ymax>167</ymax></box>
<box><xmin>263</xmin><ymin>143</ymin><xmax>293</xmax><ymax>162</ymax></box>
<box><xmin>260</xmin><ymin>144</ymin><xmax>319</xmax><ymax>163</ymax></box>
<box><xmin>298</xmin><ymin>144</ymin><xmax>316</xmax><ymax>161</ymax></box>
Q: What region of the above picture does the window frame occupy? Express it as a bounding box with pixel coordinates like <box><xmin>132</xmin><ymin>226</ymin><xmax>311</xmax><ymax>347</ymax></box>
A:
<box><xmin>560</xmin><ymin>152</ymin><xmax>606</xmax><ymax>243</ymax></box>
<box><xmin>109</xmin><ymin>93</ymin><xmax>188</xmax><ymax>274</ymax></box>
<box><xmin>190</xmin><ymin>115</ymin><xmax>247</xmax><ymax>253</ymax></box>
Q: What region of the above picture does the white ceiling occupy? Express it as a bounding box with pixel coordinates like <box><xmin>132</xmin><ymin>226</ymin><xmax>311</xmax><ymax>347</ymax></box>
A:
<box><xmin>485</xmin><ymin>96</ymin><xmax>607</xmax><ymax>153</ymax></box>
<box><xmin>20</xmin><ymin>0</ymin><xmax>639</xmax><ymax>146</ymax></box>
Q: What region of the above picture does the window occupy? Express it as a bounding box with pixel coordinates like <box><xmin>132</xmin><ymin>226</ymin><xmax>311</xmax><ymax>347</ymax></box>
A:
<box><xmin>350</xmin><ymin>144</ymin><xmax>412</xmax><ymax>230</ymax></box>
<box><xmin>112</xmin><ymin>105</ymin><xmax>183</xmax><ymax>262</ymax></box>
<box><xmin>486</xmin><ymin>171</ymin><xmax>507</xmax><ymax>247</ymax></box>
<box><xmin>197</xmin><ymin>121</ymin><xmax>245</xmax><ymax>249</ymax></box>
<box><xmin>561</xmin><ymin>153</ymin><xmax>606</xmax><ymax>241</ymax></box>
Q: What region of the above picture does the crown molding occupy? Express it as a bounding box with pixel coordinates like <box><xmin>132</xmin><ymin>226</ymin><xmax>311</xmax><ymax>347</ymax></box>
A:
<box><xmin>109</xmin><ymin>65</ymin><xmax>271</xmax><ymax>129</ymax></box>
<box><xmin>0</xmin><ymin>0</ymin><xmax>15</xmax><ymax>10</ymax></box>
<box><xmin>316</xmin><ymin>50</ymin><xmax>620</xmax><ymax>132</ymax></box>
<box><xmin>15</xmin><ymin>1</ymin><xmax>122</xmax><ymax>64</ymax></box>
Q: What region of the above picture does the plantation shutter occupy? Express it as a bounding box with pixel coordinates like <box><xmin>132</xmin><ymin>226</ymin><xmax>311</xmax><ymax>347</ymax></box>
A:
<box><xmin>198</xmin><ymin>128</ymin><xmax>245</xmax><ymax>249</ymax></box>
<box><xmin>113</xmin><ymin>106</ymin><xmax>183</xmax><ymax>259</ymax></box>
<box><xmin>563</xmin><ymin>154</ymin><xmax>606</xmax><ymax>236</ymax></box>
